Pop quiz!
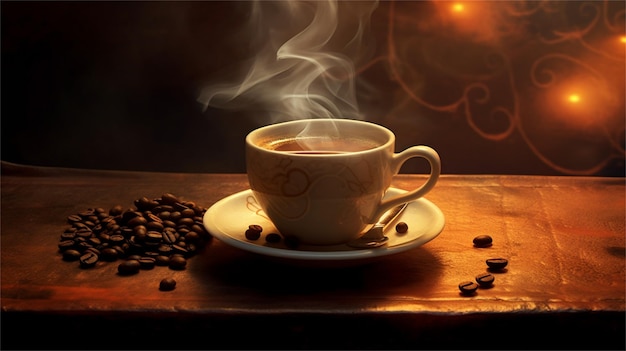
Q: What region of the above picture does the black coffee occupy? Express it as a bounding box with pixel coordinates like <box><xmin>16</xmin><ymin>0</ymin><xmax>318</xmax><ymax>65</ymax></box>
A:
<box><xmin>267</xmin><ymin>137</ymin><xmax>379</xmax><ymax>153</ymax></box>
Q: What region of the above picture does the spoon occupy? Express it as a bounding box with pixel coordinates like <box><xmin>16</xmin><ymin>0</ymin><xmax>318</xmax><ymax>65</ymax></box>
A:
<box><xmin>346</xmin><ymin>202</ymin><xmax>409</xmax><ymax>249</ymax></box>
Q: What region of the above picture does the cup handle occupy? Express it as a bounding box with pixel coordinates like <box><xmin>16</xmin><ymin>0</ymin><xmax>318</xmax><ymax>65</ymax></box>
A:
<box><xmin>370</xmin><ymin>145</ymin><xmax>441</xmax><ymax>222</ymax></box>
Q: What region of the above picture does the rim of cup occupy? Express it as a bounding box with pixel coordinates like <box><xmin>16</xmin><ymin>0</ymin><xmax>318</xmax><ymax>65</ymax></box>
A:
<box><xmin>246</xmin><ymin>118</ymin><xmax>395</xmax><ymax>156</ymax></box>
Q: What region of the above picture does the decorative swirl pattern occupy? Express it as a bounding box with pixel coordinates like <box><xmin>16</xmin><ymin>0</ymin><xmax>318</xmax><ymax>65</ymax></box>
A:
<box><xmin>357</xmin><ymin>0</ymin><xmax>624</xmax><ymax>175</ymax></box>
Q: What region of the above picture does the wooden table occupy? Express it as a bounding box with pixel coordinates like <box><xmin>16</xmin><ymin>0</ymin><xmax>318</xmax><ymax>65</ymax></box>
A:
<box><xmin>1</xmin><ymin>161</ymin><xmax>624</xmax><ymax>350</ymax></box>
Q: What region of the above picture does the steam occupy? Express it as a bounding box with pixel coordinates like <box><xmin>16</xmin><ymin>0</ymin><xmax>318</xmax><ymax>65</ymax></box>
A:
<box><xmin>197</xmin><ymin>0</ymin><xmax>378</xmax><ymax>122</ymax></box>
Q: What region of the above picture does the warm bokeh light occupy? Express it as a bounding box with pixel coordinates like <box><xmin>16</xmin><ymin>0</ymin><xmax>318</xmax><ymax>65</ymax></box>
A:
<box><xmin>543</xmin><ymin>75</ymin><xmax>617</xmax><ymax>130</ymax></box>
<box><xmin>620</xmin><ymin>36</ymin><xmax>626</xmax><ymax>44</ymax></box>
<box><xmin>568</xmin><ymin>94</ymin><xmax>581</xmax><ymax>103</ymax></box>
<box><xmin>451</xmin><ymin>3</ymin><xmax>464</xmax><ymax>13</ymax></box>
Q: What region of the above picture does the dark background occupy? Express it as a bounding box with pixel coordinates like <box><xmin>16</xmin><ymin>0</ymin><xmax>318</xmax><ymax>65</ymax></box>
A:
<box><xmin>2</xmin><ymin>1</ymin><xmax>624</xmax><ymax>176</ymax></box>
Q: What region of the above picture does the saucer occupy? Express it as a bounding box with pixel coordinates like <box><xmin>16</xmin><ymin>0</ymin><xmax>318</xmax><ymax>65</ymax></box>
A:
<box><xmin>203</xmin><ymin>188</ymin><xmax>445</xmax><ymax>262</ymax></box>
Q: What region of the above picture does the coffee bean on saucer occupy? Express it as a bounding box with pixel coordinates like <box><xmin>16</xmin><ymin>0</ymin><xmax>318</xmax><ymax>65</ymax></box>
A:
<box><xmin>473</xmin><ymin>235</ymin><xmax>493</xmax><ymax>248</ymax></box>
<box><xmin>265</xmin><ymin>233</ymin><xmax>282</xmax><ymax>243</ymax></box>
<box><xmin>245</xmin><ymin>224</ymin><xmax>263</xmax><ymax>240</ymax></box>
<box><xmin>475</xmin><ymin>272</ymin><xmax>495</xmax><ymax>287</ymax></box>
<box><xmin>159</xmin><ymin>278</ymin><xmax>176</xmax><ymax>291</ymax></box>
<box><xmin>458</xmin><ymin>281</ymin><xmax>479</xmax><ymax>295</ymax></box>
<box><xmin>395</xmin><ymin>222</ymin><xmax>409</xmax><ymax>233</ymax></box>
<box><xmin>284</xmin><ymin>235</ymin><xmax>300</xmax><ymax>249</ymax></box>
<box><xmin>486</xmin><ymin>258</ymin><xmax>508</xmax><ymax>271</ymax></box>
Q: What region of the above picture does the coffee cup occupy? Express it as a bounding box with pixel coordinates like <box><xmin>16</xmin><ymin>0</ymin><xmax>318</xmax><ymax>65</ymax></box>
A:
<box><xmin>246</xmin><ymin>118</ymin><xmax>440</xmax><ymax>246</ymax></box>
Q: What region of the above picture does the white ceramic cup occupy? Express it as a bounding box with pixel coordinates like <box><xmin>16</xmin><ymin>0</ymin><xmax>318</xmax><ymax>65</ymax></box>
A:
<box><xmin>246</xmin><ymin>118</ymin><xmax>440</xmax><ymax>245</ymax></box>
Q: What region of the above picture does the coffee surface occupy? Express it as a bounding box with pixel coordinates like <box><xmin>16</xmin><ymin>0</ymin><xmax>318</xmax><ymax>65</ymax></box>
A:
<box><xmin>267</xmin><ymin>137</ymin><xmax>379</xmax><ymax>153</ymax></box>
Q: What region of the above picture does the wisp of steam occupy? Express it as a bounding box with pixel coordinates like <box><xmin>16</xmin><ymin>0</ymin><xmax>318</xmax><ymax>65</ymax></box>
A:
<box><xmin>197</xmin><ymin>0</ymin><xmax>378</xmax><ymax>125</ymax></box>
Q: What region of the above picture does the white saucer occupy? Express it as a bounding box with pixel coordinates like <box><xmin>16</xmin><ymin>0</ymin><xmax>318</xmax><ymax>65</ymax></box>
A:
<box><xmin>203</xmin><ymin>188</ymin><xmax>445</xmax><ymax>262</ymax></box>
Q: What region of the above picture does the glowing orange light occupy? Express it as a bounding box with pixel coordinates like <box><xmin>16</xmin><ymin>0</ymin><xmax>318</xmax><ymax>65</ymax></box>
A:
<box><xmin>568</xmin><ymin>94</ymin><xmax>581</xmax><ymax>103</ymax></box>
<box><xmin>451</xmin><ymin>3</ymin><xmax>464</xmax><ymax>13</ymax></box>
<box><xmin>621</xmin><ymin>36</ymin><xmax>626</xmax><ymax>44</ymax></box>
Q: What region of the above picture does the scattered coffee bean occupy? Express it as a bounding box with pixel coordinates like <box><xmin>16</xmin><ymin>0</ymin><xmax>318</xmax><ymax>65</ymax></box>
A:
<box><xmin>265</xmin><ymin>233</ymin><xmax>282</xmax><ymax>243</ymax></box>
<box><xmin>395</xmin><ymin>222</ymin><xmax>409</xmax><ymax>233</ymax></box>
<box><xmin>473</xmin><ymin>235</ymin><xmax>493</xmax><ymax>248</ymax></box>
<box><xmin>169</xmin><ymin>255</ymin><xmax>187</xmax><ymax>270</ymax></box>
<box><xmin>245</xmin><ymin>224</ymin><xmax>263</xmax><ymax>240</ymax></box>
<box><xmin>458</xmin><ymin>281</ymin><xmax>479</xmax><ymax>295</ymax></box>
<box><xmin>159</xmin><ymin>278</ymin><xmax>177</xmax><ymax>291</ymax></box>
<box><xmin>475</xmin><ymin>272</ymin><xmax>495</xmax><ymax>287</ymax></box>
<box><xmin>117</xmin><ymin>260</ymin><xmax>141</xmax><ymax>275</ymax></box>
<box><xmin>486</xmin><ymin>258</ymin><xmax>508</xmax><ymax>270</ymax></box>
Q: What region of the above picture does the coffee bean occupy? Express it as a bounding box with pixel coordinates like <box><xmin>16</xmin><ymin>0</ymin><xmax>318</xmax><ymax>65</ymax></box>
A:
<box><xmin>146</xmin><ymin>221</ymin><xmax>164</xmax><ymax>231</ymax></box>
<box><xmin>265</xmin><ymin>233</ymin><xmax>282</xmax><ymax>243</ymax></box>
<box><xmin>162</xmin><ymin>220</ymin><xmax>177</xmax><ymax>228</ymax></box>
<box><xmin>157</xmin><ymin>211</ymin><xmax>171</xmax><ymax>220</ymax></box>
<box><xmin>159</xmin><ymin>278</ymin><xmax>176</xmax><ymax>291</ymax></box>
<box><xmin>67</xmin><ymin>214</ymin><xmax>83</xmax><ymax>223</ymax></box>
<box><xmin>190</xmin><ymin>224</ymin><xmax>205</xmax><ymax>235</ymax></box>
<box><xmin>160</xmin><ymin>193</ymin><xmax>179</xmax><ymax>205</ymax></box>
<box><xmin>100</xmin><ymin>248</ymin><xmax>119</xmax><ymax>261</ymax></box>
<box><xmin>62</xmin><ymin>249</ymin><xmax>82</xmax><ymax>261</ymax></box>
<box><xmin>184</xmin><ymin>231</ymin><xmax>201</xmax><ymax>244</ymax></box>
<box><xmin>138</xmin><ymin>257</ymin><xmax>156</xmax><ymax>269</ymax></box>
<box><xmin>79</xmin><ymin>252</ymin><xmax>99</xmax><ymax>268</ymax></box>
<box><xmin>169</xmin><ymin>256</ymin><xmax>187</xmax><ymax>270</ymax></box>
<box><xmin>157</xmin><ymin>244</ymin><xmax>173</xmax><ymax>255</ymax></box>
<box><xmin>118</xmin><ymin>260</ymin><xmax>141</xmax><ymax>275</ymax></box>
<box><xmin>248</xmin><ymin>224</ymin><xmax>263</xmax><ymax>232</ymax></box>
<box><xmin>458</xmin><ymin>281</ymin><xmax>479</xmax><ymax>295</ymax></box>
<box><xmin>109</xmin><ymin>205</ymin><xmax>124</xmax><ymax>216</ymax></box>
<box><xmin>284</xmin><ymin>235</ymin><xmax>300</xmax><ymax>249</ymax></box>
<box><xmin>395</xmin><ymin>222</ymin><xmax>409</xmax><ymax>233</ymax></box>
<box><xmin>58</xmin><ymin>240</ymin><xmax>76</xmax><ymax>251</ymax></box>
<box><xmin>134</xmin><ymin>197</ymin><xmax>159</xmax><ymax>211</ymax></box>
<box><xmin>180</xmin><ymin>208</ymin><xmax>196</xmax><ymax>218</ymax></box>
<box><xmin>476</xmin><ymin>273</ymin><xmax>495</xmax><ymax>287</ymax></box>
<box><xmin>155</xmin><ymin>255</ymin><xmax>170</xmax><ymax>266</ymax></box>
<box><xmin>146</xmin><ymin>231</ymin><xmax>164</xmax><ymax>242</ymax></box>
<box><xmin>108</xmin><ymin>234</ymin><xmax>125</xmax><ymax>245</ymax></box>
<box><xmin>473</xmin><ymin>235</ymin><xmax>493</xmax><ymax>248</ymax></box>
<box><xmin>486</xmin><ymin>258</ymin><xmax>508</xmax><ymax>270</ymax></box>
<box><xmin>245</xmin><ymin>224</ymin><xmax>263</xmax><ymax>240</ymax></box>
<box><xmin>85</xmin><ymin>247</ymin><xmax>101</xmax><ymax>256</ymax></box>
<box><xmin>75</xmin><ymin>228</ymin><xmax>93</xmax><ymax>238</ymax></box>
<box><xmin>172</xmin><ymin>244</ymin><xmax>189</xmax><ymax>256</ymax></box>
<box><xmin>127</xmin><ymin>216</ymin><xmax>147</xmax><ymax>227</ymax></box>
<box><xmin>177</xmin><ymin>217</ymin><xmax>194</xmax><ymax>227</ymax></box>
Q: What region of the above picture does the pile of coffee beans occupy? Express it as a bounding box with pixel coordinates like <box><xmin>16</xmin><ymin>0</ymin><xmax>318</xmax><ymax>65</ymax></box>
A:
<box><xmin>458</xmin><ymin>235</ymin><xmax>509</xmax><ymax>296</ymax></box>
<box><xmin>58</xmin><ymin>193</ymin><xmax>212</xmax><ymax>289</ymax></box>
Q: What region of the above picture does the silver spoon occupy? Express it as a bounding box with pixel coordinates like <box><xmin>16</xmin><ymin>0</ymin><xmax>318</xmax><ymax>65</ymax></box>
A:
<box><xmin>346</xmin><ymin>202</ymin><xmax>409</xmax><ymax>249</ymax></box>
